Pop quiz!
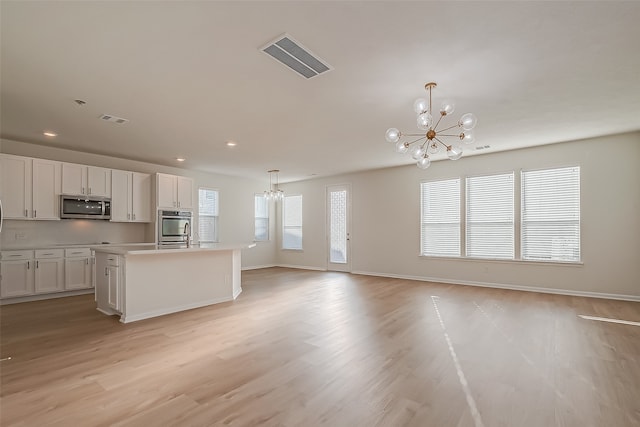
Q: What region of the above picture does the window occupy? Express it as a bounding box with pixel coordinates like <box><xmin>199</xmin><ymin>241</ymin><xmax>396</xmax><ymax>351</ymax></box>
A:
<box><xmin>254</xmin><ymin>194</ymin><xmax>269</xmax><ymax>241</ymax></box>
<box><xmin>198</xmin><ymin>188</ymin><xmax>219</xmax><ymax>242</ymax></box>
<box><xmin>466</xmin><ymin>173</ymin><xmax>514</xmax><ymax>259</ymax></box>
<box><xmin>283</xmin><ymin>194</ymin><xmax>303</xmax><ymax>250</ymax></box>
<box><xmin>420</xmin><ymin>178</ymin><xmax>460</xmax><ymax>256</ymax></box>
<box><xmin>521</xmin><ymin>166</ymin><xmax>580</xmax><ymax>261</ymax></box>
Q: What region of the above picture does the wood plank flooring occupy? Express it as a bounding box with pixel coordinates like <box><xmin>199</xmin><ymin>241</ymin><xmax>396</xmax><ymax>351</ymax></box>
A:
<box><xmin>1</xmin><ymin>267</ymin><xmax>639</xmax><ymax>426</ymax></box>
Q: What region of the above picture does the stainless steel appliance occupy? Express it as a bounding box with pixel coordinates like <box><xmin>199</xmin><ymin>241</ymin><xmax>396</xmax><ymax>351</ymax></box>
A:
<box><xmin>60</xmin><ymin>195</ymin><xmax>111</xmax><ymax>220</ymax></box>
<box><xmin>158</xmin><ymin>210</ymin><xmax>192</xmax><ymax>245</ymax></box>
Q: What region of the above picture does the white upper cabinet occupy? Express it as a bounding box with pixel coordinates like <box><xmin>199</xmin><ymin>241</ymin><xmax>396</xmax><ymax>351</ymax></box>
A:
<box><xmin>62</xmin><ymin>163</ymin><xmax>111</xmax><ymax>197</ymax></box>
<box><xmin>0</xmin><ymin>154</ymin><xmax>60</xmax><ymax>220</ymax></box>
<box><xmin>111</xmin><ymin>170</ymin><xmax>151</xmax><ymax>222</ymax></box>
<box><xmin>132</xmin><ymin>172</ymin><xmax>152</xmax><ymax>222</ymax></box>
<box><xmin>156</xmin><ymin>173</ymin><xmax>194</xmax><ymax>210</ymax></box>
<box><xmin>32</xmin><ymin>159</ymin><xmax>61</xmax><ymax>219</ymax></box>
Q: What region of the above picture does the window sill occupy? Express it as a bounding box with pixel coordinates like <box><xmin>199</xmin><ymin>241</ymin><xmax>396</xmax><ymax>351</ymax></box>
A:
<box><xmin>418</xmin><ymin>255</ymin><xmax>583</xmax><ymax>267</ymax></box>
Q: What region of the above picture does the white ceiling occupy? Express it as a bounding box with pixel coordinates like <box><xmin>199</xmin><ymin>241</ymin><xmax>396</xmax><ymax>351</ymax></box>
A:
<box><xmin>2</xmin><ymin>1</ymin><xmax>639</xmax><ymax>183</ymax></box>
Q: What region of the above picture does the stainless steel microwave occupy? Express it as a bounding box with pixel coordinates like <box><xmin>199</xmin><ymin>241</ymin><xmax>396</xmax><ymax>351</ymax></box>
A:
<box><xmin>60</xmin><ymin>195</ymin><xmax>111</xmax><ymax>220</ymax></box>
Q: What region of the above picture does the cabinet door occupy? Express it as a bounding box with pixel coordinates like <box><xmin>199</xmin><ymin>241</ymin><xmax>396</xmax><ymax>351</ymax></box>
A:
<box><xmin>157</xmin><ymin>173</ymin><xmax>177</xmax><ymax>209</ymax></box>
<box><xmin>65</xmin><ymin>257</ymin><xmax>92</xmax><ymax>290</ymax></box>
<box><xmin>87</xmin><ymin>167</ymin><xmax>112</xmax><ymax>197</ymax></box>
<box><xmin>0</xmin><ymin>154</ymin><xmax>31</xmax><ymax>219</ymax></box>
<box><xmin>61</xmin><ymin>163</ymin><xmax>86</xmax><ymax>195</ymax></box>
<box><xmin>111</xmin><ymin>170</ymin><xmax>132</xmax><ymax>222</ymax></box>
<box><xmin>0</xmin><ymin>260</ymin><xmax>35</xmax><ymax>297</ymax></box>
<box><xmin>132</xmin><ymin>173</ymin><xmax>151</xmax><ymax>222</ymax></box>
<box><xmin>177</xmin><ymin>176</ymin><xmax>194</xmax><ymax>209</ymax></box>
<box><xmin>107</xmin><ymin>265</ymin><xmax>120</xmax><ymax>311</ymax></box>
<box><xmin>32</xmin><ymin>159</ymin><xmax>61</xmax><ymax>220</ymax></box>
<box><xmin>35</xmin><ymin>258</ymin><xmax>64</xmax><ymax>293</ymax></box>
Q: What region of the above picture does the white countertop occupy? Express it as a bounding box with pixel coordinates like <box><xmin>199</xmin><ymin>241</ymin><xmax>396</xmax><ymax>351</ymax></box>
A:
<box><xmin>92</xmin><ymin>242</ymin><xmax>256</xmax><ymax>256</ymax></box>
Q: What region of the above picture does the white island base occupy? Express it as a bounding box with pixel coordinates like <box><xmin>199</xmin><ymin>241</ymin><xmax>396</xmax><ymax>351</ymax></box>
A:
<box><xmin>94</xmin><ymin>244</ymin><xmax>254</xmax><ymax>323</ymax></box>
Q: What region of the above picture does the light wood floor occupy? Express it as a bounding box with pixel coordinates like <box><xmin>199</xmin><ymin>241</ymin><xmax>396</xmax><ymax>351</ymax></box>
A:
<box><xmin>1</xmin><ymin>268</ymin><xmax>639</xmax><ymax>427</ymax></box>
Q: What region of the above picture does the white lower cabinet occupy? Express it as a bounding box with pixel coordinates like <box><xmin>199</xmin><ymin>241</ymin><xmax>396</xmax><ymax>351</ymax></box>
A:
<box><xmin>95</xmin><ymin>252</ymin><xmax>123</xmax><ymax>314</ymax></box>
<box><xmin>0</xmin><ymin>251</ymin><xmax>35</xmax><ymax>298</ymax></box>
<box><xmin>34</xmin><ymin>250</ymin><xmax>64</xmax><ymax>294</ymax></box>
<box><xmin>64</xmin><ymin>248</ymin><xmax>93</xmax><ymax>290</ymax></box>
<box><xmin>1</xmin><ymin>247</ymin><xmax>94</xmax><ymax>300</ymax></box>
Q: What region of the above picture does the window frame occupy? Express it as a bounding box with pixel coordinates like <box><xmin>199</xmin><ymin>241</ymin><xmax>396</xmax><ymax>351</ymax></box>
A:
<box><xmin>419</xmin><ymin>166</ymin><xmax>582</xmax><ymax>265</ymax></box>
<box><xmin>521</xmin><ymin>166</ymin><xmax>581</xmax><ymax>263</ymax></box>
<box><xmin>254</xmin><ymin>193</ymin><xmax>269</xmax><ymax>242</ymax></box>
<box><xmin>420</xmin><ymin>177</ymin><xmax>461</xmax><ymax>257</ymax></box>
<box><xmin>282</xmin><ymin>194</ymin><xmax>303</xmax><ymax>251</ymax></box>
<box><xmin>198</xmin><ymin>187</ymin><xmax>219</xmax><ymax>243</ymax></box>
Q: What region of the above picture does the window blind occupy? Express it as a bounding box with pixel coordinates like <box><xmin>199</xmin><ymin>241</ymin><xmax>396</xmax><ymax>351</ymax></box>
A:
<box><xmin>521</xmin><ymin>167</ymin><xmax>580</xmax><ymax>261</ymax></box>
<box><xmin>198</xmin><ymin>188</ymin><xmax>219</xmax><ymax>242</ymax></box>
<box><xmin>254</xmin><ymin>194</ymin><xmax>269</xmax><ymax>242</ymax></box>
<box><xmin>421</xmin><ymin>178</ymin><xmax>460</xmax><ymax>256</ymax></box>
<box><xmin>283</xmin><ymin>195</ymin><xmax>303</xmax><ymax>249</ymax></box>
<box><xmin>466</xmin><ymin>173</ymin><xmax>514</xmax><ymax>259</ymax></box>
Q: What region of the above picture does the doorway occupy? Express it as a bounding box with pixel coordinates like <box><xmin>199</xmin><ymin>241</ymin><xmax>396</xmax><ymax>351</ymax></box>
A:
<box><xmin>327</xmin><ymin>184</ymin><xmax>351</xmax><ymax>272</ymax></box>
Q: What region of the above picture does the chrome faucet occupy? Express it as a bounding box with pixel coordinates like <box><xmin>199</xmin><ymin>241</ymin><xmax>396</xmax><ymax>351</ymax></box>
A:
<box><xmin>184</xmin><ymin>222</ymin><xmax>191</xmax><ymax>247</ymax></box>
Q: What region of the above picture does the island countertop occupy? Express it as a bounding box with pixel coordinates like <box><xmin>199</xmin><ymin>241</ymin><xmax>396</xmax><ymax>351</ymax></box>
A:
<box><xmin>92</xmin><ymin>242</ymin><xmax>256</xmax><ymax>256</ymax></box>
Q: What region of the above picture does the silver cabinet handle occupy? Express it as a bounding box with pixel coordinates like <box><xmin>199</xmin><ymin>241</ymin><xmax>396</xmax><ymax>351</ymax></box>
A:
<box><xmin>36</xmin><ymin>260</ymin><xmax>39</xmax><ymax>268</ymax></box>
<box><xmin>8</xmin><ymin>254</ymin><xmax>21</xmax><ymax>257</ymax></box>
<box><xmin>86</xmin><ymin>259</ymin><xmax>89</xmax><ymax>265</ymax></box>
<box><xmin>27</xmin><ymin>261</ymin><xmax>30</xmax><ymax>269</ymax></box>
<box><xmin>25</xmin><ymin>209</ymin><xmax>28</xmax><ymax>217</ymax></box>
<box><xmin>105</xmin><ymin>267</ymin><xmax>108</xmax><ymax>276</ymax></box>
<box><xmin>132</xmin><ymin>213</ymin><xmax>136</xmax><ymax>220</ymax></box>
<box><xmin>34</xmin><ymin>210</ymin><xmax>37</xmax><ymax>218</ymax></box>
<box><xmin>127</xmin><ymin>213</ymin><xmax>130</xmax><ymax>220</ymax></box>
<box><xmin>82</xmin><ymin>187</ymin><xmax>85</xmax><ymax>195</ymax></box>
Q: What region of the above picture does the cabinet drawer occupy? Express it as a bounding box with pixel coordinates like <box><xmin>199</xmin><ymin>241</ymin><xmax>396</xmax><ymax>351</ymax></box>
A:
<box><xmin>1</xmin><ymin>250</ymin><xmax>34</xmax><ymax>261</ymax></box>
<box><xmin>64</xmin><ymin>248</ymin><xmax>91</xmax><ymax>258</ymax></box>
<box><xmin>105</xmin><ymin>255</ymin><xmax>120</xmax><ymax>266</ymax></box>
<box><xmin>35</xmin><ymin>249</ymin><xmax>65</xmax><ymax>259</ymax></box>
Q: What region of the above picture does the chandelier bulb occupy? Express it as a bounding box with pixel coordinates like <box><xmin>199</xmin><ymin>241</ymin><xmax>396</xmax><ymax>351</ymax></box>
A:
<box><xmin>414</xmin><ymin>98</ymin><xmax>428</xmax><ymax>114</ymax></box>
<box><xmin>417</xmin><ymin>156</ymin><xmax>431</xmax><ymax>169</ymax></box>
<box><xmin>417</xmin><ymin>112</ymin><xmax>433</xmax><ymax>130</ymax></box>
<box><xmin>461</xmin><ymin>130</ymin><xmax>476</xmax><ymax>145</ymax></box>
<box><xmin>385</xmin><ymin>127</ymin><xmax>401</xmax><ymax>143</ymax></box>
<box><xmin>447</xmin><ymin>144</ymin><xmax>463</xmax><ymax>160</ymax></box>
<box><xmin>459</xmin><ymin>113</ymin><xmax>478</xmax><ymax>131</ymax></box>
<box><xmin>395</xmin><ymin>140</ymin><xmax>409</xmax><ymax>154</ymax></box>
<box><xmin>440</xmin><ymin>100</ymin><xmax>455</xmax><ymax>116</ymax></box>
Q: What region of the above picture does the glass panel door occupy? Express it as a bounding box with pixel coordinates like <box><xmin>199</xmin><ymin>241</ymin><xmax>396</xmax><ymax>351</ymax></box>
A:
<box><xmin>327</xmin><ymin>184</ymin><xmax>351</xmax><ymax>272</ymax></box>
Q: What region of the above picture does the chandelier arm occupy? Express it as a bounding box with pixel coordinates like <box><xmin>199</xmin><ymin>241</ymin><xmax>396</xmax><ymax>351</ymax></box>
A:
<box><xmin>437</xmin><ymin>133</ymin><xmax>463</xmax><ymax>137</ymax></box>
<box><xmin>406</xmin><ymin>136</ymin><xmax>427</xmax><ymax>145</ymax></box>
<box><xmin>403</xmin><ymin>133</ymin><xmax>428</xmax><ymax>137</ymax></box>
<box><xmin>436</xmin><ymin>123</ymin><xmax>461</xmax><ymax>133</ymax></box>
<box><xmin>433</xmin><ymin>113</ymin><xmax>445</xmax><ymax>131</ymax></box>
<box><xmin>434</xmin><ymin>137</ymin><xmax>449</xmax><ymax>148</ymax></box>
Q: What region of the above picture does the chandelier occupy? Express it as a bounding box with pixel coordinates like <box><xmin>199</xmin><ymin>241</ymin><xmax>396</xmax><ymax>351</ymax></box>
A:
<box><xmin>385</xmin><ymin>82</ymin><xmax>477</xmax><ymax>169</ymax></box>
<box><xmin>264</xmin><ymin>169</ymin><xmax>284</xmax><ymax>200</ymax></box>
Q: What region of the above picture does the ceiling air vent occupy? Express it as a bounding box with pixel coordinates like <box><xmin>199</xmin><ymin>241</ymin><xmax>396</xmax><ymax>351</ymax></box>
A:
<box><xmin>99</xmin><ymin>114</ymin><xmax>129</xmax><ymax>124</ymax></box>
<box><xmin>261</xmin><ymin>34</ymin><xmax>332</xmax><ymax>79</ymax></box>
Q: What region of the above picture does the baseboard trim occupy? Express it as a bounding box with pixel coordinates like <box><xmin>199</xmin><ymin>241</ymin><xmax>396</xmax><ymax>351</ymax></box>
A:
<box><xmin>276</xmin><ymin>264</ymin><xmax>327</xmax><ymax>272</ymax></box>
<box><xmin>120</xmin><ymin>296</ymin><xmax>234</xmax><ymax>323</ymax></box>
<box><xmin>242</xmin><ymin>264</ymin><xmax>277</xmax><ymax>271</ymax></box>
<box><xmin>1</xmin><ymin>288</ymin><xmax>94</xmax><ymax>305</ymax></box>
<box><xmin>351</xmin><ymin>270</ymin><xmax>640</xmax><ymax>302</ymax></box>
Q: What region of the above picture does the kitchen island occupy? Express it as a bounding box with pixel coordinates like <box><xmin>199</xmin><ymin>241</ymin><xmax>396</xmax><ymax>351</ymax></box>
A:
<box><xmin>93</xmin><ymin>243</ymin><xmax>255</xmax><ymax>323</ymax></box>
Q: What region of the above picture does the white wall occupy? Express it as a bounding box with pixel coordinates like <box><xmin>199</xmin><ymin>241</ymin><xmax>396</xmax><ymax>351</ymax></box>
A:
<box><xmin>0</xmin><ymin>139</ymin><xmax>277</xmax><ymax>269</ymax></box>
<box><xmin>277</xmin><ymin>132</ymin><xmax>640</xmax><ymax>299</ymax></box>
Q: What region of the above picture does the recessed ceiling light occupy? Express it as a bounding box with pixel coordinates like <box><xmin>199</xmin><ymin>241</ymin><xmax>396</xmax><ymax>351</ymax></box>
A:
<box><xmin>176</xmin><ymin>157</ymin><xmax>186</xmax><ymax>162</ymax></box>
<box><xmin>226</xmin><ymin>141</ymin><xmax>237</xmax><ymax>147</ymax></box>
<box><xmin>43</xmin><ymin>131</ymin><xmax>57</xmax><ymax>137</ymax></box>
